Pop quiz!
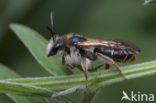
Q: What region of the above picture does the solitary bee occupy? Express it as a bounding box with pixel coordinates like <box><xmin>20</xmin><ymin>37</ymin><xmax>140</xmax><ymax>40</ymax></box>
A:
<box><xmin>47</xmin><ymin>12</ymin><xmax>141</xmax><ymax>87</ymax></box>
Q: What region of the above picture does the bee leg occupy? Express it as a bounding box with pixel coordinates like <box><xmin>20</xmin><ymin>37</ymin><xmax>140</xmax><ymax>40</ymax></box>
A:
<box><xmin>89</xmin><ymin>64</ymin><xmax>103</xmax><ymax>72</ymax></box>
<box><xmin>96</xmin><ymin>53</ymin><xmax>127</xmax><ymax>80</ymax></box>
<box><xmin>76</xmin><ymin>65</ymin><xmax>84</xmax><ymax>72</ymax></box>
<box><xmin>81</xmin><ymin>58</ymin><xmax>89</xmax><ymax>88</ymax></box>
<box><xmin>105</xmin><ymin>64</ymin><xmax>110</xmax><ymax>70</ymax></box>
<box><xmin>62</xmin><ymin>55</ymin><xmax>66</xmax><ymax>66</ymax></box>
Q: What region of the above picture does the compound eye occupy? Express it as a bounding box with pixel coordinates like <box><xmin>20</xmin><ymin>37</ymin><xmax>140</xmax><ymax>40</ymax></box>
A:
<box><xmin>47</xmin><ymin>38</ymin><xmax>64</xmax><ymax>57</ymax></box>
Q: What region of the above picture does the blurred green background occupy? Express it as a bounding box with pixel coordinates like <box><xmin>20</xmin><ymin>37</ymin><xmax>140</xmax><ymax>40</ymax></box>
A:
<box><xmin>0</xmin><ymin>0</ymin><xmax>156</xmax><ymax>103</ymax></box>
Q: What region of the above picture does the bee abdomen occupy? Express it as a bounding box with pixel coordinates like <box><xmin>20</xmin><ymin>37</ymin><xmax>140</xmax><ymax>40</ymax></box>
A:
<box><xmin>94</xmin><ymin>48</ymin><xmax>136</xmax><ymax>63</ymax></box>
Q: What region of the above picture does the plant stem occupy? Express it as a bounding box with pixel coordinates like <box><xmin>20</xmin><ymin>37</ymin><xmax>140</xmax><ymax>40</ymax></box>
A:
<box><xmin>0</xmin><ymin>60</ymin><xmax>155</xmax><ymax>96</ymax></box>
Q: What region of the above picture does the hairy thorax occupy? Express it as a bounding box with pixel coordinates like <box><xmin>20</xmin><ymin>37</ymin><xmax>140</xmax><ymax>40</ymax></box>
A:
<box><xmin>64</xmin><ymin>46</ymin><xmax>85</xmax><ymax>66</ymax></box>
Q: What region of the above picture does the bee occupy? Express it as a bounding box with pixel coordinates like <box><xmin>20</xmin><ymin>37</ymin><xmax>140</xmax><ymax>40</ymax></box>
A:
<box><xmin>46</xmin><ymin>12</ymin><xmax>141</xmax><ymax>87</ymax></box>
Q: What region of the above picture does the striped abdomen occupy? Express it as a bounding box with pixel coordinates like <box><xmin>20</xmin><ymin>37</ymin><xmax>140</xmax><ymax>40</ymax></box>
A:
<box><xmin>94</xmin><ymin>48</ymin><xmax>136</xmax><ymax>63</ymax></box>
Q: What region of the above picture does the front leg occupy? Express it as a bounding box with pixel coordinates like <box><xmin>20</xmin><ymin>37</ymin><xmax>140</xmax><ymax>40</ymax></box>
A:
<box><xmin>62</xmin><ymin>55</ymin><xmax>66</xmax><ymax>66</ymax></box>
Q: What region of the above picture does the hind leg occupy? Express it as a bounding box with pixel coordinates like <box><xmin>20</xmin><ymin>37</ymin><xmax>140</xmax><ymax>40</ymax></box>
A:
<box><xmin>95</xmin><ymin>52</ymin><xmax>127</xmax><ymax>80</ymax></box>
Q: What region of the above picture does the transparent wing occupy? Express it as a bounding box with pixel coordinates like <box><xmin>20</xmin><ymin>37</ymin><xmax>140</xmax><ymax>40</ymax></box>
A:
<box><xmin>77</xmin><ymin>38</ymin><xmax>141</xmax><ymax>53</ymax></box>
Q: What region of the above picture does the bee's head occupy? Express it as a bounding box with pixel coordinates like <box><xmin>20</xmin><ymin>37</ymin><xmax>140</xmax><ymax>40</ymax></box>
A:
<box><xmin>47</xmin><ymin>36</ymin><xmax>64</xmax><ymax>57</ymax></box>
<box><xmin>46</xmin><ymin>12</ymin><xmax>64</xmax><ymax>57</ymax></box>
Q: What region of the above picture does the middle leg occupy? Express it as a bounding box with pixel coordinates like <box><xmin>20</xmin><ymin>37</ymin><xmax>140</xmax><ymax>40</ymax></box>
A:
<box><xmin>81</xmin><ymin>58</ymin><xmax>90</xmax><ymax>88</ymax></box>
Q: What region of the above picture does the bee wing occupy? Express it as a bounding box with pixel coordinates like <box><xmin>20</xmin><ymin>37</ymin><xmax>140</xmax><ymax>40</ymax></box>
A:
<box><xmin>112</xmin><ymin>39</ymin><xmax>141</xmax><ymax>53</ymax></box>
<box><xmin>77</xmin><ymin>39</ymin><xmax>141</xmax><ymax>53</ymax></box>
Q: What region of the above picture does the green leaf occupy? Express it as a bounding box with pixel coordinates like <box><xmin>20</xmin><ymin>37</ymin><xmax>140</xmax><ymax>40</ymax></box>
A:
<box><xmin>6</xmin><ymin>94</ymin><xmax>46</xmax><ymax>103</ymax></box>
<box><xmin>0</xmin><ymin>60</ymin><xmax>155</xmax><ymax>96</ymax></box>
<box><xmin>0</xmin><ymin>64</ymin><xmax>20</xmax><ymax>79</ymax></box>
<box><xmin>0</xmin><ymin>64</ymin><xmax>46</xmax><ymax>103</ymax></box>
<box><xmin>0</xmin><ymin>81</ymin><xmax>51</xmax><ymax>95</ymax></box>
<box><xmin>144</xmin><ymin>0</ymin><xmax>156</xmax><ymax>4</ymax></box>
<box><xmin>9</xmin><ymin>24</ymin><xmax>72</xmax><ymax>75</ymax></box>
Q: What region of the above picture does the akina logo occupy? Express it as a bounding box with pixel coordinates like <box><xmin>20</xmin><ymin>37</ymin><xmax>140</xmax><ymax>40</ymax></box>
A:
<box><xmin>121</xmin><ymin>91</ymin><xmax>154</xmax><ymax>102</ymax></box>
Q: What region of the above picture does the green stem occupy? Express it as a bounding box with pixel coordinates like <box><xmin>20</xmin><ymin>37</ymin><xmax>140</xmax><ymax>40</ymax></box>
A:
<box><xmin>0</xmin><ymin>60</ymin><xmax>155</xmax><ymax>94</ymax></box>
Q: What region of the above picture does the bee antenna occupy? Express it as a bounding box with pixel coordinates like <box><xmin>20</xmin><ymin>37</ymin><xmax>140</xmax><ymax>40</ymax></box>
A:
<box><xmin>49</xmin><ymin>11</ymin><xmax>56</xmax><ymax>41</ymax></box>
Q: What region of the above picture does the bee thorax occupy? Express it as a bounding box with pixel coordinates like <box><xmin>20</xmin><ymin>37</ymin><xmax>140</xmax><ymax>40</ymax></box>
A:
<box><xmin>64</xmin><ymin>47</ymin><xmax>91</xmax><ymax>68</ymax></box>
